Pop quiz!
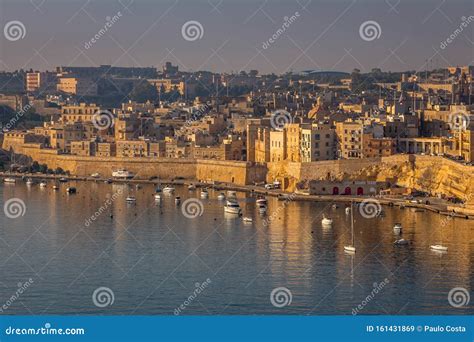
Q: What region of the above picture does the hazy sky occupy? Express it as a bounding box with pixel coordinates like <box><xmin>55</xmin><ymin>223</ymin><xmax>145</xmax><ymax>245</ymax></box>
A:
<box><xmin>0</xmin><ymin>0</ymin><xmax>473</xmax><ymax>74</ymax></box>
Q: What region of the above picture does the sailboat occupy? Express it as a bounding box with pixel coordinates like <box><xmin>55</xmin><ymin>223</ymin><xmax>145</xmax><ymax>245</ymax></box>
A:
<box><xmin>430</xmin><ymin>226</ymin><xmax>448</xmax><ymax>252</ymax></box>
<box><xmin>344</xmin><ymin>202</ymin><xmax>356</xmax><ymax>253</ymax></box>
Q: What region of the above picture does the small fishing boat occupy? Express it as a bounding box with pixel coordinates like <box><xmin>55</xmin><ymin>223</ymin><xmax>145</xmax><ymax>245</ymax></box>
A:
<box><xmin>227</xmin><ymin>190</ymin><xmax>237</xmax><ymax>197</ymax></box>
<box><xmin>154</xmin><ymin>193</ymin><xmax>161</xmax><ymax>201</ymax></box>
<box><xmin>393</xmin><ymin>223</ymin><xmax>402</xmax><ymax>233</ymax></box>
<box><xmin>332</xmin><ymin>204</ymin><xmax>339</xmax><ymax>209</ymax></box>
<box><xmin>430</xmin><ymin>245</ymin><xmax>448</xmax><ymax>252</ymax></box>
<box><xmin>224</xmin><ymin>199</ymin><xmax>241</xmax><ymax>215</ymax></box>
<box><xmin>90</xmin><ymin>173</ymin><xmax>100</xmax><ymax>178</ymax></box>
<box><xmin>175</xmin><ymin>196</ymin><xmax>181</xmax><ymax>205</ymax></box>
<box><xmin>3</xmin><ymin>177</ymin><xmax>16</xmax><ymax>183</ymax></box>
<box><xmin>105</xmin><ymin>178</ymin><xmax>113</xmax><ymax>184</ymax></box>
<box><xmin>163</xmin><ymin>186</ymin><xmax>175</xmax><ymax>194</ymax></box>
<box><xmin>26</xmin><ymin>178</ymin><xmax>34</xmax><ymax>186</ymax></box>
<box><xmin>321</xmin><ymin>216</ymin><xmax>333</xmax><ymax>226</ymax></box>
<box><xmin>52</xmin><ymin>185</ymin><xmax>59</xmax><ymax>191</ymax></box>
<box><xmin>394</xmin><ymin>239</ymin><xmax>409</xmax><ymax>246</ymax></box>
<box><xmin>200</xmin><ymin>189</ymin><xmax>209</xmax><ymax>199</ymax></box>
<box><xmin>217</xmin><ymin>192</ymin><xmax>226</xmax><ymax>200</ymax></box>
<box><xmin>125</xmin><ymin>196</ymin><xmax>136</xmax><ymax>202</ymax></box>
<box><xmin>188</xmin><ymin>184</ymin><xmax>196</xmax><ymax>190</ymax></box>
<box><xmin>256</xmin><ymin>196</ymin><xmax>268</xmax><ymax>206</ymax></box>
<box><xmin>345</xmin><ymin>207</ymin><xmax>351</xmax><ymax>215</ymax></box>
<box><xmin>39</xmin><ymin>181</ymin><xmax>47</xmax><ymax>188</ymax></box>
<box><xmin>59</xmin><ymin>177</ymin><xmax>68</xmax><ymax>183</ymax></box>
<box><xmin>155</xmin><ymin>186</ymin><xmax>162</xmax><ymax>193</ymax></box>
<box><xmin>258</xmin><ymin>204</ymin><xmax>267</xmax><ymax>213</ymax></box>
<box><xmin>242</xmin><ymin>217</ymin><xmax>253</xmax><ymax>223</ymax></box>
<box><xmin>66</xmin><ymin>187</ymin><xmax>76</xmax><ymax>194</ymax></box>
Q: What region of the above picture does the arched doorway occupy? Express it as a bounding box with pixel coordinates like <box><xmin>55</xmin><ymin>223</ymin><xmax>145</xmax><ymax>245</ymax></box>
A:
<box><xmin>332</xmin><ymin>187</ymin><xmax>339</xmax><ymax>195</ymax></box>
<box><xmin>357</xmin><ymin>187</ymin><xmax>364</xmax><ymax>195</ymax></box>
<box><xmin>344</xmin><ymin>187</ymin><xmax>351</xmax><ymax>195</ymax></box>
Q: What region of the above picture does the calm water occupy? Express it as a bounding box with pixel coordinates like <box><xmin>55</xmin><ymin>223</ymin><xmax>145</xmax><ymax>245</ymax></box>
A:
<box><xmin>0</xmin><ymin>181</ymin><xmax>472</xmax><ymax>315</ymax></box>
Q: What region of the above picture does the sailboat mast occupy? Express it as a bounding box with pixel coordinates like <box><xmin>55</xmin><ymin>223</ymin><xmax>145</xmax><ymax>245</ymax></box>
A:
<box><xmin>350</xmin><ymin>201</ymin><xmax>354</xmax><ymax>246</ymax></box>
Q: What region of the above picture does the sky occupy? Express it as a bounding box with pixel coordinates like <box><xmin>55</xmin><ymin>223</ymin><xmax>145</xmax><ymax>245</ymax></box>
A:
<box><xmin>0</xmin><ymin>0</ymin><xmax>473</xmax><ymax>74</ymax></box>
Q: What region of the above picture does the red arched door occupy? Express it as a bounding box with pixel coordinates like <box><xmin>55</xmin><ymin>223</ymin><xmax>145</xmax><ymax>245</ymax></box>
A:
<box><xmin>344</xmin><ymin>187</ymin><xmax>352</xmax><ymax>195</ymax></box>
<box><xmin>332</xmin><ymin>187</ymin><xmax>339</xmax><ymax>195</ymax></box>
<box><xmin>357</xmin><ymin>187</ymin><xmax>364</xmax><ymax>195</ymax></box>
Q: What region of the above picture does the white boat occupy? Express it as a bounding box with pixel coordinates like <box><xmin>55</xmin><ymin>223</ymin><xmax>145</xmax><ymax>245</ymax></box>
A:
<box><xmin>345</xmin><ymin>207</ymin><xmax>351</xmax><ymax>215</ymax></box>
<box><xmin>332</xmin><ymin>204</ymin><xmax>339</xmax><ymax>209</ymax></box>
<box><xmin>90</xmin><ymin>173</ymin><xmax>100</xmax><ymax>178</ymax></box>
<box><xmin>344</xmin><ymin>202</ymin><xmax>356</xmax><ymax>253</ymax></box>
<box><xmin>256</xmin><ymin>197</ymin><xmax>268</xmax><ymax>206</ymax></box>
<box><xmin>394</xmin><ymin>239</ymin><xmax>409</xmax><ymax>246</ymax></box>
<box><xmin>242</xmin><ymin>217</ymin><xmax>253</xmax><ymax>223</ymax></box>
<box><xmin>126</xmin><ymin>196</ymin><xmax>136</xmax><ymax>202</ymax></box>
<box><xmin>66</xmin><ymin>187</ymin><xmax>76</xmax><ymax>194</ymax></box>
<box><xmin>26</xmin><ymin>178</ymin><xmax>34</xmax><ymax>185</ymax></box>
<box><xmin>258</xmin><ymin>204</ymin><xmax>267</xmax><ymax>213</ymax></box>
<box><xmin>175</xmin><ymin>196</ymin><xmax>181</xmax><ymax>205</ymax></box>
<box><xmin>200</xmin><ymin>189</ymin><xmax>209</xmax><ymax>199</ymax></box>
<box><xmin>39</xmin><ymin>181</ymin><xmax>47</xmax><ymax>188</ymax></box>
<box><xmin>321</xmin><ymin>216</ymin><xmax>333</xmax><ymax>226</ymax></box>
<box><xmin>188</xmin><ymin>184</ymin><xmax>196</xmax><ymax>190</ymax></box>
<box><xmin>3</xmin><ymin>177</ymin><xmax>16</xmax><ymax>183</ymax></box>
<box><xmin>227</xmin><ymin>190</ymin><xmax>237</xmax><ymax>197</ymax></box>
<box><xmin>393</xmin><ymin>223</ymin><xmax>402</xmax><ymax>233</ymax></box>
<box><xmin>154</xmin><ymin>194</ymin><xmax>161</xmax><ymax>201</ymax></box>
<box><xmin>162</xmin><ymin>186</ymin><xmax>175</xmax><ymax>194</ymax></box>
<box><xmin>430</xmin><ymin>245</ymin><xmax>448</xmax><ymax>252</ymax></box>
<box><xmin>217</xmin><ymin>193</ymin><xmax>226</xmax><ymax>200</ymax></box>
<box><xmin>224</xmin><ymin>200</ymin><xmax>241</xmax><ymax>215</ymax></box>
<box><xmin>112</xmin><ymin>169</ymin><xmax>135</xmax><ymax>179</ymax></box>
<box><xmin>52</xmin><ymin>185</ymin><xmax>59</xmax><ymax>191</ymax></box>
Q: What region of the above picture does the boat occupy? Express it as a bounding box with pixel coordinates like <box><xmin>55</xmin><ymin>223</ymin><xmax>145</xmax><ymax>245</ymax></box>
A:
<box><xmin>154</xmin><ymin>194</ymin><xmax>161</xmax><ymax>201</ymax></box>
<box><xmin>242</xmin><ymin>217</ymin><xmax>253</xmax><ymax>223</ymax></box>
<box><xmin>394</xmin><ymin>239</ymin><xmax>409</xmax><ymax>246</ymax></box>
<box><xmin>430</xmin><ymin>245</ymin><xmax>448</xmax><ymax>252</ymax></box>
<box><xmin>66</xmin><ymin>187</ymin><xmax>76</xmax><ymax>194</ymax></box>
<box><xmin>344</xmin><ymin>202</ymin><xmax>356</xmax><ymax>253</ymax></box>
<box><xmin>393</xmin><ymin>223</ymin><xmax>402</xmax><ymax>233</ymax></box>
<box><xmin>175</xmin><ymin>196</ymin><xmax>181</xmax><ymax>205</ymax></box>
<box><xmin>321</xmin><ymin>216</ymin><xmax>333</xmax><ymax>226</ymax></box>
<box><xmin>332</xmin><ymin>204</ymin><xmax>339</xmax><ymax>209</ymax></box>
<box><xmin>112</xmin><ymin>169</ymin><xmax>135</xmax><ymax>179</ymax></box>
<box><xmin>26</xmin><ymin>178</ymin><xmax>34</xmax><ymax>185</ymax></box>
<box><xmin>227</xmin><ymin>190</ymin><xmax>237</xmax><ymax>197</ymax></box>
<box><xmin>52</xmin><ymin>185</ymin><xmax>59</xmax><ymax>191</ymax></box>
<box><xmin>90</xmin><ymin>173</ymin><xmax>100</xmax><ymax>178</ymax></box>
<box><xmin>162</xmin><ymin>186</ymin><xmax>175</xmax><ymax>194</ymax></box>
<box><xmin>258</xmin><ymin>204</ymin><xmax>267</xmax><ymax>213</ymax></box>
<box><xmin>59</xmin><ymin>177</ymin><xmax>68</xmax><ymax>183</ymax></box>
<box><xmin>224</xmin><ymin>199</ymin><xmax>241</xmax><ymax>215</ymax></box>
<box><xmin>135</xmin><ymin>184</ymin><xmax>142</xmax><ymax>190</ymax></box>
<box><xmin>345</xmin><ymin>207</ymin><xmax>351</xmax><ymax>215</ymax></box>
<box><xmin>200</xmin><ymin>189</ymin><xmax>209</xmax><ymax>199</ymax></box>
<box><xmin>155</xmin><ymin>186</ymin><xmax>162</xmax><ymax>193</ymax></box>
<box><xmin>188</xmin><ymin>184</ymin><xmax>196</xmax><ymax>190</ymax></box>
<box><xmin>126</xmin><ymin>196</ymin><xmax>136</xmax><ymax>202</ymax></box>
<box><xmin>3</xmin><ymin>177</ymin><xmax>16</xmax><ymax>183</ymax></box>
<box><xmin>39</xmin><ymin>181</ymin><xmax>47</xmax><ymax>188</ymax></box>
<box><xmin>105</xmin><ymin>178</ymin><xmax>113</xmax><ymax>184</ymax></box>
<box><xmin>256</xmin><ymin>196</ymin><xmax>268</xmax><ymax>206</ymax></box>
<box><xmin>217</xmin><ymin>192</ymin><xmax>226</xmax><ymax>200</ymax></box>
